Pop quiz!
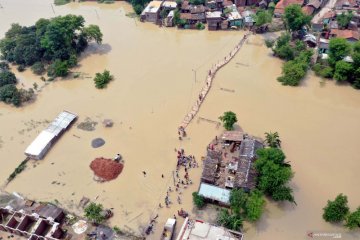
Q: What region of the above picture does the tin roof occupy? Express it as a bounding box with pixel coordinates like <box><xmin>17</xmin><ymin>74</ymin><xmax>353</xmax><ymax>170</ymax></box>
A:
<box><xmin>221</xmin><ymin>131</ymin><xmax>244</xmax><ymax>142</ymax></box>
<box><xmin>198</xmin><ymin>183</ymin><xmax>230</xmax><ymax>204</ymax></box>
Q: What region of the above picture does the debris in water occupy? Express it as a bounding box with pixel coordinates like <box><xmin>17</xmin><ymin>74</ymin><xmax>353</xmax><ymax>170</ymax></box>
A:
<box><xmin>90</xmin><ymin>157</ymin><xmax>124</xmax><ymax>182</ymax></box>
<box><xmin>91</xmin><ymin>138</ymin><xmax>105</xmax><ymax>148</ymax></box>
<box><xmin>77</xmin><ymin>117</ymin><xmax>98</xmax><ymax>131</ymax></box>
<box><xmin>102</xmin><ymin>119</ymin><xmax>113</xmax><ymax>127</ymax></box>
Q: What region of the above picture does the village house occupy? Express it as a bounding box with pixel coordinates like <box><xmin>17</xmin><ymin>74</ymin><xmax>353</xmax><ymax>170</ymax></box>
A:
<box><xmin>318</xmin><ymin>38</ymin><xmax>330</xmax><ymax>53</ymax></box>
<box><xmin>241</xmin><ymin>9</ymin><xmax>256</xmax><ymax>27</ymax></box>
<box><xmin>181</xmin><ymin>0</ymin><xmax>191</xmax><ymax>12</ymax></box>
<box><xmin>274</xmin><ymin>0</ymin><xmax>304</xmax><ymax>17</ymax></box>
<box><xmin>198</xmin><ymin>131</ymin><xmax>263</xmax><ymax>204</ymax></box>
<box><xmin>164</xmin><ymin>10</ymin><xmax>175</xmax><ymax>27</ymax></box>
<box><xmin>140</xmin><ymin>1</ymin><xmax>163</xmax><ymax>23</ymax></box>
<box><xmin>335</xmin><ymin>0</ymin><xmax>358</xmax><ymax>9</ymax></box>
<box><xmin>176</xmin><ymin>217</ymin><xmax>243</xmax><ymax>240</ymax></box>
<box><xmin>0</xmin><ymin>206</ymin><xmax>65</xmax><ymax>240</ymax></box>
<box><xmin>162</xmin><ymin>0</ymin><xmax>177</xmax><ymax>11</ymax></box>
<box><xmin>226</xmin><ymin>4</ymin><xmax>244</xmax><ymax>28</ymax></box>
<box><xmin>234</xmin><ymin>0</ymin><xmax>261</xmax><ymax>7</ymax></box>
<box><xmin>302</xmin><ymin>0</ymin><xmax>328</xmax><ymax>16</ymax></box>
<box><xmin>206</xmin><ymin>11</ymin><xmax>223</xmax><ymax>30</ymax></box>
<box><xmin>330</xmin><ymin>29</ymin><xmax>360</xmax><ymax>42</ymax></box>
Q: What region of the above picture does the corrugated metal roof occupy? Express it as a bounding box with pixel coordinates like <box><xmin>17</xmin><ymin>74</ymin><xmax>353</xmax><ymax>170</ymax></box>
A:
<box><xmin>25</xmin><ymin>131</ymin><xmax>55</xmax><ymax>157</ymax></box>
<box><xmin>198</xmin><ymin>183</ymin><xmax>230</xmax><ymax>204</ymax></box>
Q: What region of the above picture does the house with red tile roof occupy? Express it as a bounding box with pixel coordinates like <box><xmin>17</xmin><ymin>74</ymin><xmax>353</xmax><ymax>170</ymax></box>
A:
<box><xmin>330</xmin><ymin>29</ymin><xmax>360</xmax><ymax>42</ymax></box>
<box><xmin>274</xmin><ymin>0</ymin><xmax>304</xmax><ymax>17</ymax></box>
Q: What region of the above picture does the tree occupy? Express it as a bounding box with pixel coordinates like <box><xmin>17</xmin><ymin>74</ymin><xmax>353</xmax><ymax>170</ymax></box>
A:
<box><xmin>84</xmin><ymin>202</ymin><xmax>106</xmax><ymax>224</ymax></box>
<box><xmin>230</xmin><ymin>189</ymin><xmax>248</xmax><ymax>214</ymax></box>
<box><xmin>272</xmin><ymin>185</ymin><xmax>295</xmax><ymax>203</ymax></box>
<box><xmin>0</xmin><ymin>62</ymin><xmax>10</xmax><ymax>71</ymax></box>
<box><xmin>277</xmin><ymin>60</ymin><xmax>306</xmax><ymax>86</ymax></box>
<box><xmin>219</xmin><ymin>111</ymin><xmax>237</xmax><ymax>130</ymax></box>
<box><xmin>323</xmin><ymin>194</ymin><xmax>349</xmax><ymax>223</ymax></box>
<box><xmin>333</xmin><ymin>61</ymin><xmax>353</xmax><ymax>82</ymax></box>
<box><xmin>244</xmin><ymin>190</ymin><xmax>265</xmax><ymax>222</ymax></box>
<box><xmin>47</xmin><ymin>60</ymin><xmax>69</xmax><ymax>77</ymax></box>
<box><xmin>345</xmin><ymin>207</ymin><xmax>360</xmax><ymax>230</ymax></box>
<box><xmin>283</xmin><ymin>5</ymin><xmax>311</xmax><ymax>32</ymax></box>
<box><xmin>254</xmin><ymin>9</ymin><xmax>272</xmax><ymax>27</ymax></box>
<box><xmin>256</xmin><ymin>147</ymin><xmax>286</xmax><ymax>166</ymax></box>
<box><xmin>192</xmin><ymin>192</ymin><xmax>205</xmax><ymax>208</ymax></box>
<box><xmin>217</xmin><ymin>209</ymin><xmax>243</xmax><ymax>231</ymax></box>
<box><xmin>94</xmin><ymin>70</ymin><xmax>113</xmax><ymax>89</ymax></box>
<box><xmin>0</xmin><ymin>71</ymin><xmax>17</xmax><ymax>87</ymax></box>
<box><xmin>256</xmin><ymin>160</ymin><xmax>293</xmax><ymax>195</ymax></box>
<box><xmin>0</xmin><ymin>84</ymin><xmax>21</xmax><ymax>106</ymax></box>
<box><xmin>265</xmin><ymin>39</ymin><xmax>275</xmax><ymax>48</ymax></box>
<box><xmin>133</xmin><ymin>4</ymin><xmax>144</xmax><ymax>15</ymax></box>
<box><xmin>82</xmin><ymin>25</ymin><xmax>103</xmax><ymax>44</ymax></box>
<box><xmin>336</xmin><ymin>12</ymin><xmax>353</xmax><ymax>29</ymax></box>
<box><xmin>31</xmin><ymin>62</ymin><xmax>45</xmax><ymax>75</ymax></box>
<box><xmin>264</xmin><ymin>131</ymin><xmax>281</xmax><ymax>148</ymax></box>
<box><xmin>328</xmin><ymin>38</ymin><xmax>351</xmax><ymax>67</ymax></box>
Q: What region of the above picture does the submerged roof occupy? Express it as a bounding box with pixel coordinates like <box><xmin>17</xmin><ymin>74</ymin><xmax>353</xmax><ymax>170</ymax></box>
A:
<box><xmin>143</xmin><ymin>1</ymin><xmax>162</xmax><ymax>13</ymax></box>
<box><xmin>25</xmin><ymin>131</ymin><xmax>56</xmax><ymax>157</ymax></box>
<box><xmin>198</xmin><ymin>183</ymin><xmax>230</xmax><ymax>204</ymax></box>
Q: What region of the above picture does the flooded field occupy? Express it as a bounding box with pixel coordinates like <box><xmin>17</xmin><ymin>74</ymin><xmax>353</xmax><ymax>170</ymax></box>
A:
<box><xmin>0</xmin><ymin>0</ymin><xmax>360</xmax><ymax>239</ymax></box>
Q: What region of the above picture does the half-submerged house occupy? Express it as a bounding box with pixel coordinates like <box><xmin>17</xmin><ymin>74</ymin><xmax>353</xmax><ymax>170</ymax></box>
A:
<box><xmin>206</xmin><ymin>11</ymin><xmax>223</xmax><ymax>30</ymax></box>
<box><xmin>140</xmin><ymin>1</ymin><xmax>163</xmax><ymax>23</ymax></box>
<box><xmin>25</xmin><ymin>111</ymin><xmax>77</xmax><ymax>160</ymax></box>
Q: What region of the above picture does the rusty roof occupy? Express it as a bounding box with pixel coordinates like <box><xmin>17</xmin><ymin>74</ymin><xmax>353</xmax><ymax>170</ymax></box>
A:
<box><xmin>221</xmin><ymin>131</ymin><xmax>244</xmax><ymax>142</ymax></box>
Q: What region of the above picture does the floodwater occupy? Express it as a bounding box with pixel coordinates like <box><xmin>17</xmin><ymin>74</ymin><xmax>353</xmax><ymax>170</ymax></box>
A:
<box><xmin>0</xmin><ymin>0</ymin><xmax>360</xmax><ymax>239</ymax></box>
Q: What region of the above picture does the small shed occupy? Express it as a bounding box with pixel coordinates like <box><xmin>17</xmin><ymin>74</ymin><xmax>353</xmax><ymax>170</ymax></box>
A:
<box><xmin>198</xmin><ymin>183</ymin><xmax>230</xmax><ymax>205</ymax></box>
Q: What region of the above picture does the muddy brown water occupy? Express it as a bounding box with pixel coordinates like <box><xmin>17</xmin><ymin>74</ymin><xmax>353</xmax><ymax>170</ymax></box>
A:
<box><xmin>1</xmin><ymin>0</ymin><xmax>360</xmax><ymax>239</ymax></box>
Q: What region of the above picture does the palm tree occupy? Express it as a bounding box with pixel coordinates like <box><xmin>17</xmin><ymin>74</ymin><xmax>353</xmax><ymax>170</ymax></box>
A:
<box><xmin>265</xmin><ymin>131</ymin><xmax>281</xmax><ymax>148</ymax></box>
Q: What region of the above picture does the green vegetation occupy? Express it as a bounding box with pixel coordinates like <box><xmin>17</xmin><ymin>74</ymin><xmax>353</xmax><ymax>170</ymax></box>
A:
<box><xmin>255</xmin><ymin>147</ymin><xmax>295</xmax><ymax>203</ymax></box>
<box><xmin>94</xmin><ymin>70</ymin><xmax>113</xmax><ymax>89</ymax></box>
<box><xmin>322</xmin><ymin>194</ymin><xmax>360</xmax><ymax>230</ymax></box>
<box><xmin>196</xmin><ymin>22</ymin><xmax>205</xmax><ymax>30</ymax></box>
<box><xmin>314</xmin><ymin>38</ymin><xmax>360</xmax><ymax>89</ymax></box>
<box><xmin>219</xmin><ymin>111</ymin><xmax>237</xmax><ymax>130</ymax></box>
<box><xmin>0</xmin><ymin>15</ymin><xmax>102</xmax><ymax>79</ymax></box>
<box><xmin>31</xmin><ymin>62</ymin><xmax>46</xmax><ymax>75</ymax></box>
<box><xmin>8</xmin><ymin>159</ymin><xmax>28</xmax><ymax>182</ymax></box>
<box><xmin>192</xmin><ymin>192</ymin><xmax>205</xmax><ymax>208</ymax></box>
<box><xmin>345</xmin><ymin>207</ymin><xmax>360</xmax><ymax>229</ymax></box>
<box><xmin>218</xmin><ymin>189</ymin><xmax>265</xmax><ymax>231</ymax></box>
<box><xmin>268</xmin><ymin>34</ymin><xmax>313</xmax><ymax>86</ymax></box>
<box><xmin>54</xmin><ymin>0</ymin><xmax>70</xmax><ymax>6</ymax></box>
<box><xmin>264</xmin><ymin>131</ymin><xmax>281</xmax><ymax>148</ymax></box>
<box><xmin>189</xmin><ymin>0</ymin><xmax>205</xmax><ymax>5</ymax></box>
<box><xmin>113</xmin><ymin>226</ymin><xmax>123</xmax><ymax>234</ymax></box>
<box><xmin>84</xmin><ymin>202</ymin><xmax>106</xmax><ymax>224</ymax></box>
<box><xmin>254</xmin><ymin>9</ymin><xmax>272</xmax><ymax>27</ymax></box>
<box><xmin>323</xmin><ymin>194</ymin><xmax>349</xmax><ymax>223</ymax></box>
<box><xmin>283</xmin><ymin>5</ymin><xmax>311</xmax><ymax>32</ymax></box>
<box><xmin>336</xmin><ymin>11</ymin><xmax>353</xmax><ymax>29</ymax></box>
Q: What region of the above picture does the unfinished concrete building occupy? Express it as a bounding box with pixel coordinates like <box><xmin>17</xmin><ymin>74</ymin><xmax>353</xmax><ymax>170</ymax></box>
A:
<box><xmin>0</xmin><ymin>206</ymin><xmax>64</xmax><ymax>240</ymax></box>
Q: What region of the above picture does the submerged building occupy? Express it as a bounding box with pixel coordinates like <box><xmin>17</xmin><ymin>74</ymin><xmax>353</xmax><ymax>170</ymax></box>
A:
<box><xmin>24</xmin><ymin>111</ymin><xmax>77</xmax><ymax>160</ymax></box>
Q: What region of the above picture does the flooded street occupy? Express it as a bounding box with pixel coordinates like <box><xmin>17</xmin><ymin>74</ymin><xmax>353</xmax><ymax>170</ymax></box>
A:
<box><xmin>1</xmin><ymin>0</ymin><xmax>360</xmax><ymax>239</ymax></box>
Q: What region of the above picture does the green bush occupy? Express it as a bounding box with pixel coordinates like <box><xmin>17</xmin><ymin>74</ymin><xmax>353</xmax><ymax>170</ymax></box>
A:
<box><xmin>54</xmin><ymin>0</ymin><xmax>70</xmax><ymax>5</ymax></box>
<box><xmin>195</xmin><ymin>22</ymin><xmax>205</xmax><ymax>30</ymax></box>
<box><xmin>84</xmin><ymin>202</ymin><xmax>105</xmax><ymax>224</ymax></box>
<box><xmin>0</xmin><ymin>84</ymin><xmax>21</xmax><ymax>106</ymax></box>
<box><xmin>94</xmin><ymin>70</ymin><xmax>113</xmax><ymax>89</ymax></box>
<box><xmin>323</xmin><ymin>194</ymin><xmax>349</xmax><ymax>223</ymax></box>
<box><xmin>0</xmin><ymin>71</ymin><xmax>17</xmax><ymax>87</ymax></box>
<box><xmin>31</xmin><ymin>62</ymin><xmax>46</xmax><ymax>75</ymax></box>
<box><xmin>47</xmin><ymin>60</ymin><xmax>69</xmax><ymax>77</ymax></box>
<box><xmin>192</xmin><ymin>192</ymin><xmax>205</xmax><ymax>208</ymax></box>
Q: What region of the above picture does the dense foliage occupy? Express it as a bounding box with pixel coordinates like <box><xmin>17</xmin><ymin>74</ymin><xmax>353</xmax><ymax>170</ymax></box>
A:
<box><xmin>192</xmin><ymin>192</ymin><xmax>205</xmax><ymax>208</ymax></box>
<box><xmin>336</xmin><ymin>11</ymin><xmax>353</xmax><ymax>29</ymax></box>
<box><xmin>345</xmin><ymin>207</ymin><xmax>360</xmax><ymax>229</ymax></box>
<box><xmin>255</xmin><ymin>147</ymin><xmax>295</xmax><ymax>203</ymax></box>
<box><xmin>84</xmin><ymin>202</ymin><xmax>106</xmax><ymax>224</ymax></box>
<box><xmin>219</xmin><ymin>111</ymin><xmax>237</xmax><ymax>130</ymax></box>
<box><xmin>0</xmin><ymin>65</ymin><xmax>35</xmax><ymax>106</ymax></box>
<box><xmin>254</xmin><ymin>9</ymin><xmax>272</xmax><ymax>27</ymax></box>
<box><xmin>323</xmin><ymin>194</ymin><xmax>349</xmax><ymax>223</ymax></box>
<box><xmin>218</xmin><ymin>189</ymin><xmax>265</xmax><ymax>230</ymax></box>
<box><xmin>128</xmin><ymin>0</ymin><xmax>152</xmax><ymax>15</ymax></box>
<box><xmin>264</xmin><ymin>131</ymin><xmax>281</xmax><ymax>148</ymax></box>
<box><xmin>0</xmin><ymin>15</ymin><xmax>102</xmax><ymax>78</ymax></box>
<box><xmin>283</xmin><ymin>5</ymin><xmax>311</xmax><ymax>32</ymax></box>
<box><xmin>314</xmin><ymin>38</ymin><xmax>360</xmax><ymax>89</ymax></box>
<box><xmin>94</xmin><ymin>70</ymin><xmax>113</xmax><ymax>89</ymax></box>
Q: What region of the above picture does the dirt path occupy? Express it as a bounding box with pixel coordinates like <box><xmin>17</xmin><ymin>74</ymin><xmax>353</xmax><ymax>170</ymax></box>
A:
<box><xmin>312</xmin><ymin>0</ymin><xmax>337</xmax><ymax>23</ymax></box>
